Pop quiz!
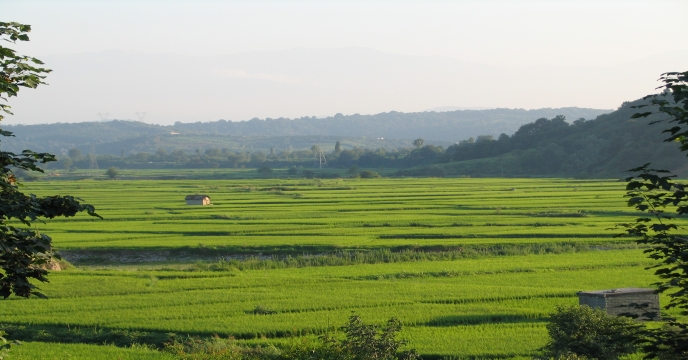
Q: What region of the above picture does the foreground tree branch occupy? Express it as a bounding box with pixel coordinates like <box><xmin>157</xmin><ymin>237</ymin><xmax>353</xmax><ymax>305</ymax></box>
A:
<box><xmin>0</xmin><ymin>22</ymin><xmax>100</xmax><ymax>299</ymax></box>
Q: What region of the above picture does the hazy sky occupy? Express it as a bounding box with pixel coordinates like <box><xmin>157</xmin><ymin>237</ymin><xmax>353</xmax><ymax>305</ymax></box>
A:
<box><xmin>4</xmin><ymin>0</ymin><xmax>688</xmax><ymax>124</ymax></box>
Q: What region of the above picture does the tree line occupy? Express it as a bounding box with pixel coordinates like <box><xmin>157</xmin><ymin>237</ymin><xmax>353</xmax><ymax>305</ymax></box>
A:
<box><xmin>48</xmin><ymin>140</ymin><xmax>444</xmax><ymax>173</ymax></box>
<box><xmin>45</xmin><ymin>99</ymin><xmax>684</xmax><ymax>179</ymax></box>
<box><xmin>1</xmin><ymin>107</ymin><xmax>608</xmax><ymax>157</ymax></box>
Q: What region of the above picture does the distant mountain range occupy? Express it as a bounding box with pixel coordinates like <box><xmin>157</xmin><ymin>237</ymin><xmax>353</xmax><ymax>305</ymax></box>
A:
<box><xmin>1</xmin><ymin>107</ymin><xmax>610</xmax><ymax>156</ymax></box>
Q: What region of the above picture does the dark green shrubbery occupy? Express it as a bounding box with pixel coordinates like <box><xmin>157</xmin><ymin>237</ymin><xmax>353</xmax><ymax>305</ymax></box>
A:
<box><xmin>359</xmin><ymin>170</ymin><xmax>381</xmax><ymax>178</ymax></box>
<box><xmin>540</xmin><ymin>305</ymin><xmax>643</xmax><ymax>360</ymax></box>
<box><xmin>164</xmin><ymin>314</ymin><xmax>418</xmax><ymax>360</ymax></box>
<box><xmin>0</xmin><ymin>331</ymin><xmax>11</xmax><ymax>360</ymax></box>
<box><xmin>301</xmin><ymin>169</ymin><xmax>315</xmax><ymax>179</ymax></box>
<box><xmin>322</xmin><ymin>315</ymin><xmax>419</xmax><ymax>360</ymax></box>
<box><xmin>256</xmin><ymin>166</ymin><xmax>273</xmax><ymax>175</ymax></box>
<box><xmin>0</xmin><ymin>323</ymin><xmax>169</xmax><ymax>349</ymax></box>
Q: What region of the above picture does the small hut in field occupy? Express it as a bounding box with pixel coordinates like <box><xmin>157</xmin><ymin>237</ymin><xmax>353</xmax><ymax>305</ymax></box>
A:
<box><xmin>577</xmin><ymin>288</ymin><xmax>659</xmax><ymax>320</ymax></box>
<box><xmin>185</xmin><ymin>194</ymin><xmax>211</xmax><ymax>206</ymax></box>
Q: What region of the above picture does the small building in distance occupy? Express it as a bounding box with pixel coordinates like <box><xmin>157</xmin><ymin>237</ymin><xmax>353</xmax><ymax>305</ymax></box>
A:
<box><xmin>185</xmin><ymin>194</ymin><xmax>211</xmax><ymax>206</ymax></box>
<box><xmin>578</xmin><ymin>288</ymin><xmax>659</xmax><ymax>320</ymax></box>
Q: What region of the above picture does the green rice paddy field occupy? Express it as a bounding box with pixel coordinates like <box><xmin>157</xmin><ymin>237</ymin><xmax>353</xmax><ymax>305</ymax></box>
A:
<box><xmin>2</xmin><ymin>176</ymin><xmax>676</xmax><ymax>359</ymax></box>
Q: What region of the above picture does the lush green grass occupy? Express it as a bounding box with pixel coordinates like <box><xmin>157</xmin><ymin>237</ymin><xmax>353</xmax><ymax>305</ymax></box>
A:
<box><xmin>22</xmin><ymin>177</ymin><xmax>655</xmax><ymax>253</ymax></box>
<box><xmin>1</xmin><ymin>176</ymin><xmax>670</xmax><ymax>359</ymax></box>
<box><xmin>2</xmin><ymin>251</ymin><xmax>660</xmax><ymax>358</ymax></box>
<box><xmin>9</xmin><ymin>342</ymin><xmax>175</xmax><ymax>360</ymax></box>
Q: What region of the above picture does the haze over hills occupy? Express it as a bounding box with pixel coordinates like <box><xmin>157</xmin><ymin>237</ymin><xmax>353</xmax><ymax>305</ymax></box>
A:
<box><xmin>1</xmin><ymin>107</ymin><xmax>610</xmax><ymax>155</ymax></box>
<box><xmin>6</xmin><ymin>100</ymin><xmax>683</xmax><ymax>179</ymax></box>
<box><xmin>4</xmin><ymin>47</ymin><xmax>686</xmax><ymax>125</ymax></box>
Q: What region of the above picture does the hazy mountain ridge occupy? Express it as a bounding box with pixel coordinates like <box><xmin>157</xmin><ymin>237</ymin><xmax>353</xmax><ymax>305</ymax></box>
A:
<box><xmin>6</xmin><ymin>47</ymin><xmax>680</xmax><ymax>125</ymax></box>
<box><xmin>1</xmin><ymin>107</ymin><xmax>610</xmax><ymax>155</ymax></box>
<box><xmin>175</xmin><ymin>107</ymin><xmax>609</xmax><ymax>140</ymax></box>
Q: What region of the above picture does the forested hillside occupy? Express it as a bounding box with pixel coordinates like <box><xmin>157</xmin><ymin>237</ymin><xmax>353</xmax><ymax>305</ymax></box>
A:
<box><xmin>1</xmin><ymin>107</ymin><xmax>608</xmax><ymax>155</ymax></box>
<box><xmin>7</xmin><ymin>103</ymin><xmax>681</xmax><ymax>179</ymax></box>
<box><xmin>403</xmin><ymin>100</ymin><xmax>688</xmax><ymax>177</ymax></box>
<box><xmin>173</xmin><ymin>107</ymin><xmax>607</xmax><ymax>141</ymax></box>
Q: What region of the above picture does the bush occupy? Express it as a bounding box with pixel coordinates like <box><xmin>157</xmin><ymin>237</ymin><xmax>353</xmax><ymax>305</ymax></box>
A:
<box><xmin>302</xmin><ymin>169</ymin><xmax>315</xmax><ymax>179</ymax></box>
<box><xmin>105</xmin><ymin>166</ymin><xmax>119</xmax><ymax>179</ymax></box>
<box><xmin>0</xmin><ymin>331</ymin><xmax>11</xmax><ymax>360</ymax></box>
<box><xmin>644</xmin><ymin>322</ymin><xmax>688</xmax><ymax>359</ymax></box>
<box><xmin>162</xmin><ymin>314</ymin><xmax>418</xmax><ymax>360</ymax></box>
<box><xmin>256</xmin><ymin>166</ymin><xmax>273</xmax><ymax>175</ymax></box>
<box><xmin>359</xmin><ymin>170</ymin><xmax>381</xmax><ymax>179</ymax></box>
<box><xmin>540</xmin><ymin>305</ymin><xmax>643</xmax><ymax>360</ymax></box>
<box><xmin>331</xmin><ymin>314</ymin><xmax>419</xmax><ymax>360</ymax></box>
<box><xmin>287</xmin><ymin>167</ymin><xmax>298</xmax><ymax>175</ymax></box>
<box><xmin>425</xmin><ymin>166</ymin><xmax>446</xmax><ymax>177</ymax></box>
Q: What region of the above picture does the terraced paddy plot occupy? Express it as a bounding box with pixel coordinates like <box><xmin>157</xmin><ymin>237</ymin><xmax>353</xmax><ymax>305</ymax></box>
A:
<box><xmin>2</xmin><ymin>251</ymin><xmax>660</xmax><ymax>358</ymax></box>
<box><xmin>2</xmin><ymin>176</ymin><xmax>670</xmax><ymax>358</ymax></box>
<box><xmin>22</xmin><ymin>177</ymin><xmax>656</xmax><ymax>253</ymax></box>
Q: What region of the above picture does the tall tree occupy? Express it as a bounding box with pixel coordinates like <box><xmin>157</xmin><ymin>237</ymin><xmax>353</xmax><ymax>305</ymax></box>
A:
<box><xmin>0</xmin><ymin>22</ymin><xmax>99</xmax><ymax>299</ymax></box>
<box><xmin>616</xmin><ymin>71</ymin><xmax>688</xmax><ymax>358</ymax></box>
<box><xmin>105</xmin><ymin>166</ymin><xmax>119</xmax><ymax>179</ymax></box>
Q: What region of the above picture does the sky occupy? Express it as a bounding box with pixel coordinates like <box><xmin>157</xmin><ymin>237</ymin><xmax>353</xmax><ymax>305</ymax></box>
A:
<box><xmin>3</xmin><ymin>0</ymin><xmax>688</xmax><ymax>125</ymax></box>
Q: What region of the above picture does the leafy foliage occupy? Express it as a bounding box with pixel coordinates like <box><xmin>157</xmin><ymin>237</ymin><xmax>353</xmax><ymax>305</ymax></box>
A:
<box><xmin>359</xmin><ymin>170</ymin><xmax>381</xmax><ymax>179</ymax></box>
<box><xmin>163</xmin><ymin>314</ymin><xmax>418</xmax><ymax>360</ymax></box>
<box><xmin>435</xmin><ymin>109</ymin><xmax>685</xmax><ymax>177</ymax></box>
<box><xmin>615</xmin><ymin>71</ymin><xmax>688</xmax><ymax>359</ymax></box>
<box><xmin>631</xmin><ymin>72</ymin><xmax>688</xmax><ymax>150</ymax></box>
<box><xmin>105</xmin><ymin>166</ymin><xmax>119</xmax><ymax>179</ymax></box>
<box><xmin>256</xmin><ymin>166</ymin><xmax>273</xmax><ymax>175</ymax></box>
<box><xmin>0</xmin><ymin>331</ymin><xmax>11</xmax><ymax>360</ymax></box>
<box><xmin>540</xmin><ymin>305</ymin><xmax>642</xmax><ymax>360</ymax></box>
<box><xmin>330</xmin><ymin>314</ymin><xmax>419</xmax><ymax>360</ymax></box>
<box><xmin>616</xmin><ymin>165</ymin><xmax>688</xmax><ymax>311</ymax></box>
<box><xmin>301</xmin><ymin>169</ymin><xmax>315</xmax><ymax>179</ymax></box>
<box><xmin>0</xmin><ymin>22</ymin><xmax>99</xmax><ymax>299</ymax></box>
<box><xmin>0</xmin><ymin>22</ymin><xmax>51</xmax><ymax>122</ymax></box>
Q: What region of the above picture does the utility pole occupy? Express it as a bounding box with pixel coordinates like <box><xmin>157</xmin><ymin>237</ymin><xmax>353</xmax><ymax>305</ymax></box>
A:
<box><xmin>135</xmin><ymin>112</ymin><xmax>146</xmax><ymax>122</ymax></box>
<box><xmin>313</xmin><ymin>145</ymin><xmax>327</xmax><ymax>169</ymax></box>
<box><xmin>89</xmin><ymin>145</ymin><xmax>99</xmax><ymax>170</ymax></box>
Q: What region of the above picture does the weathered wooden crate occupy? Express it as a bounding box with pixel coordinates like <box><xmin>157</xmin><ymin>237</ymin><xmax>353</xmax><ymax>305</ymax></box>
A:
<box><xmin>577</xmin><ymin>288</ymin><xmax>659</xmax><ymax>320</ymax></box>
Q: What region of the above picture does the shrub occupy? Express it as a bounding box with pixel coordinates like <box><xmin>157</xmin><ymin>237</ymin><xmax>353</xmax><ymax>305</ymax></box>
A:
<box><xmin>164</xmin><ymin>335</ymin><xmax>266</xmax><ymax>360</ymax></box>
<box><xmin>162</xmin><ymin>314</ymin><xmax>418</xmax><ymax>360</ymax></box>
<box><xmin>256</xmin><ymin>166</ymin><xmax>273</xmax><ymax>175</ymax></box>
<box><xmin>0</xmin><ymin>331</ymin><xmax>10</xmax><ymax>360</ymax></box>
<box><xmin>425</xmin><ymin>166</ymin><xmax>446</xmax><ymax>177</ymax></box>
<box><xmin>333</xmin><ymin>314</ymin><xmax>419</xmax><ymax>360</ymax></box>
<box><xmin>359</xmin><ymin>170</ymin><xmax>381</xmax><ymax>179</ymax></box>
<box><xmin>540</xmin><ymin>305</ymin><xmax>643</xmax><ymax>360</ymax></box>
<box><xmin>287</xmin><ymin>167</ymin><xmax>298</xmax><ymax>175</ymax></box>
<box><xmin>105</xmin><ymin>166</ymin><xmax>119</xmax><ymax>179</ymax></box>
<box><xmin>302</xmin><ymin>169</ymin><xmax>315</xmax><ymax>179</ymax></box>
